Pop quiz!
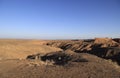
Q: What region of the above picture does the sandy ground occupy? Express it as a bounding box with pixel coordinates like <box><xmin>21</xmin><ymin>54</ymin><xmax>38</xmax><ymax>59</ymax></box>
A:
<box><xmin>0</xmin><ymin>53</ymin><xmax>120</xmax><ymax>78</ymax></box>
<box><xmin>0</xmin><ymin>39</ymin><xmax>120</xmax><ymax>78</ymax></box>
<box><xmin>0</xmin><ymin>39</ymin><xmax>61</xmax><ymax>60</ymax></box>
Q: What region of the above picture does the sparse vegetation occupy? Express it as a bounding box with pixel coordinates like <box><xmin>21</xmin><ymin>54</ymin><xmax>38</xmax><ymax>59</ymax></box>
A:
<box><xmin>0</xmin><ymin>38</ymin><xmax>120</xmax><ymax>78</ymax></box>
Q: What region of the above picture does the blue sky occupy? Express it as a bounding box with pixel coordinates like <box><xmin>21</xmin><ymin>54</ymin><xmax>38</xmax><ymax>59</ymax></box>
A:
<box><xmin>0</xmin><ymin>0</ymin><xmax>120</xmax><ymax>39</ymax></box>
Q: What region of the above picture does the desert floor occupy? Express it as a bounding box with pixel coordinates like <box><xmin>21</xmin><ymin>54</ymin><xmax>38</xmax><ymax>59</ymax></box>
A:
<box><xmin>0</xmin><ymin>38</ymin><xmax>120</xmax><ymax>78</ymax></box>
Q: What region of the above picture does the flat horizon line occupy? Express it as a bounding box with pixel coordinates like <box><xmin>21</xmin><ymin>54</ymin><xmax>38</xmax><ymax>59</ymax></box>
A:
<box><xmin>0</xmin><ymin>37</ymin><xmax>119</xmax><ymax>40</ymax></box>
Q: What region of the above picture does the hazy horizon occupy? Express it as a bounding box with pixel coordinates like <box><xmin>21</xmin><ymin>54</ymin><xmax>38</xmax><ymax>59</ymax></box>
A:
<box><xmin>0</xmin><ymin>0</ymin><xmax>120</xmax><ymax>39</ymax></box>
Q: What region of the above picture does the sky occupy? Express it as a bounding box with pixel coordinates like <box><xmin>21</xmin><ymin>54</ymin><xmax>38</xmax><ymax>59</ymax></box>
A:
<box><xmin>0</xmin><ymin>0</ymin><xmax>120</xmax><ymax>39</ymax></box>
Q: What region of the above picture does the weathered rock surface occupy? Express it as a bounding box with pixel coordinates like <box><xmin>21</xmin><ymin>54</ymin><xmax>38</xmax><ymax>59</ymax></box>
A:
<box><xmin>46</xmin><ymin>38</ymin><xmax>120</xmax><ymax>65</ymax></box>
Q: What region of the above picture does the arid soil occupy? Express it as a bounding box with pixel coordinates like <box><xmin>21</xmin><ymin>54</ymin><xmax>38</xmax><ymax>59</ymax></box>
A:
<box><xmin>0</xmin><ymin>39</ymin><xmax>61</xmax><ymax>60</ymax></box>
<box><xmin>0</xmin><ymin>38</ymin><xmax>120</xmax><ymax>78</ymax></box>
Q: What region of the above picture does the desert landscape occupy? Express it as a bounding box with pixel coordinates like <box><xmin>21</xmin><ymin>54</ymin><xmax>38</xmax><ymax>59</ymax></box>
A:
<box><xmin>1</xmin><ymin>0</ymin><xmax>120</xmax><ymax>78</ymax></box>
<box><xmin>0</xmin><ymin>38</ymin><xmax>120</xmax><ymax>78</ymax></box>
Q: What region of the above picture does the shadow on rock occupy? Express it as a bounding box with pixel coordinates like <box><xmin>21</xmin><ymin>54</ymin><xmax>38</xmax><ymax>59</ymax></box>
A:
<box><xmin>26</xmin><ymin>51</ymin><xmax>88</xmax><ymax>66</ymax></box>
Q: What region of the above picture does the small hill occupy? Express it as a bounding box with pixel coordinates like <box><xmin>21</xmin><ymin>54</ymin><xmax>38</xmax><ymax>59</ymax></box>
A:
<box><xmin>0</xmin><ymin>52</ymin><xmax>120</xmax><ymax>78</ymax></box>
<box><xmin>94</xmin><ymin>38</ymin><xmax>119</xmax><ymax>47</ymax></box>
<box><xmin>46</xmin><ymin>38</ymin><xmax>120</xmax><ymax>65</ymax></box>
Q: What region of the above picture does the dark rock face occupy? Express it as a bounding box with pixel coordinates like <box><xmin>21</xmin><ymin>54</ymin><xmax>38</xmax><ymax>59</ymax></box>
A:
<box><xmin>26</xmin><ymin>54</ymin><xmax>42</xmax><ymax>60</ymax></box>
<box><xmin>46</xmin><ymin>38</ymin><xmax>120</xmax><ymax>65</ymax></box>
<box><xmin>26</xmin><ymin>51</ymin><xmax>88</xmax><ymax>65</ymax></box>
<box><xmin>60</xmin><ymin>44</ymin><xmax>73</xmax><ymax>50</ymax></box>
<box><xmin>76</xmin><ymin>46</ymin><xmax>120</xmax><ymax>65</ymax></box>
<box><xmin>113</xmin><ymin>38</ymin><xmax>120</xmax><ymax>43</ymax></box>
<box><xmin>110</xmin><ymin>53</ymin><xmax>120</xmax><ymax>64</ymax></box>
<box><xmin>88</xmin><ymin>47</ymin><xmax>107</xmax><ymax>57</ymax></box>
<box><xmin>87</xmin><ymin>47</ymin><xmax>120</xmax><ymax>61</ymax></box>
<box><xmin>41</xmin><ymin>52</ymin><xmax>72</xmax><ymax>65</ymax></box>
<box><xmin>27</xmin><ymin>55</ymin><xmax>36</xmax><ymax>59</ymax></box>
